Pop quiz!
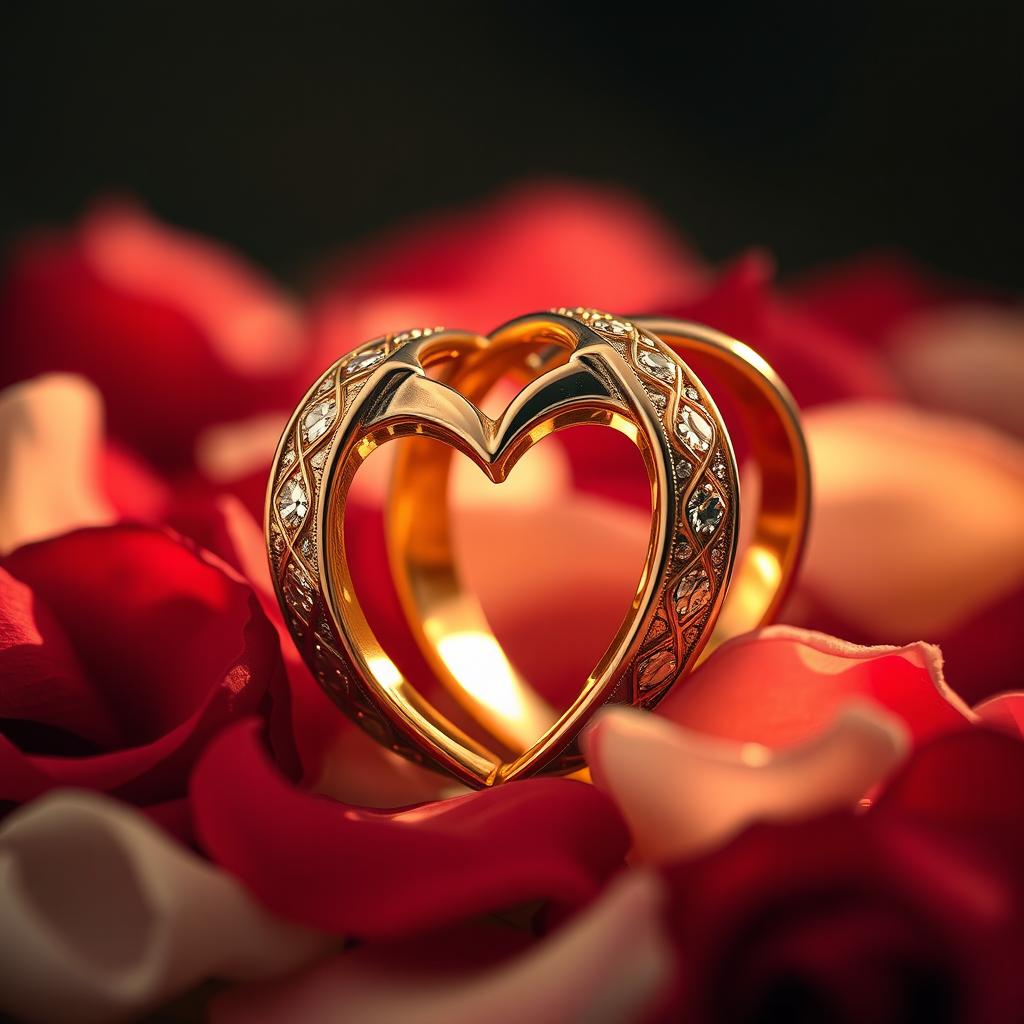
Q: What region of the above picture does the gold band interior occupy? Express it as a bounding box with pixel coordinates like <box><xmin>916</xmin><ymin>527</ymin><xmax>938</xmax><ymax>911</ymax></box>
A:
<box><xmin>383</xmin><ymin>318</ymin><xmax>809</xmax><ymax>764</ymax></box>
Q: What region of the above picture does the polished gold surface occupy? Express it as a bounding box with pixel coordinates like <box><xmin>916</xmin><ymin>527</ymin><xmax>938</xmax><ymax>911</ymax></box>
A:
<box><xmin>265</xmin><ymin>311</ymin><xmax>809</xmax><ymax>788</ymax></box>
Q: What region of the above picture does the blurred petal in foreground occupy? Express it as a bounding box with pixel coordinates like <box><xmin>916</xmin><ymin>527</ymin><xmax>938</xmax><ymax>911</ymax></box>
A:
<box><xmin>586</xmin><ymin>702</ymin><xmax>906</xmax><ymax>863</ymax></box>
<box><xmin>0</xmin><ymin>791</ymin><xmax>328</xmax><ymax>1024</ymax></box>
<box><xmin>210</xmin><ymin>870</ymin><xmax>671</xmax><ymax>1024</ymax></box>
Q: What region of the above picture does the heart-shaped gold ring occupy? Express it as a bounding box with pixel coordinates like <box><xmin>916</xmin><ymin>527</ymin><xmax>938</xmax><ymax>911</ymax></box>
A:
<box><xmin>266</xmin><ymin>310</ymin><xmax>810</xmax><ymax>787</ymax></box>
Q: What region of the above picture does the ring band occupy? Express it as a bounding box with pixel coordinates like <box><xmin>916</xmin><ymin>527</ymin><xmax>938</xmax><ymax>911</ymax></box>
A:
<box><xmin>266</xmin><ymin>310</ymin><xmax>810</xmax><ymax>787</ymax></box>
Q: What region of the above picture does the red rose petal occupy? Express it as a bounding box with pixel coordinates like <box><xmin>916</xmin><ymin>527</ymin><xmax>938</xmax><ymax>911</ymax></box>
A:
<box><xmin>0</xmin><ymin>202</ymin><xmax>307</xmax><ymax>468</ymax></box>
<box><xmin>0</xmin><ymin>565</ymin><xmax>120</xmax><ymax>749</ymax></box>
<box><xmin>0</xmin><ymin>525</ymin><xmax>296</xmax><ymax>807</ymax></box>
<box><xmin>191</xmin><ymin>719</ymin><xmax>629</xmax><ymax>938</ymax></box>
<box><xmin>658</xmin><ymin>626</ymin><xmax>971</xmax><ymax>749</ymax></box>
<box><xmin>874</xmin><ymin>728</ymin><xmax>1024</xmax><ymax>840</ymax></box>
<box><xmin>975</xmin><ymin>692</ymin><xmax>1024</xmax><ymax>739</ymax></box>
<box><xmin>661</xmin><ymin>811</ymin><xmax>1024</xmax><ymax>1023</ymax></box>
<box><xmin>309</xmin><ymin>181</ymin><xmax>703</xmax><ymax>354</ymax></box>
<box><xmin>659</xmin><ymin>254</ymin><xmax>899</xmax><ymax>409</ymax></box>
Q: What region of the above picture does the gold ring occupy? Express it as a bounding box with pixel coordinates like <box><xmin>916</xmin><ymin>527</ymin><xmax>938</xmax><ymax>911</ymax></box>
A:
<box><xmin>266</xmin><ymin>309</ymin><xmax>810</xmax><ymax>787</ymax></box>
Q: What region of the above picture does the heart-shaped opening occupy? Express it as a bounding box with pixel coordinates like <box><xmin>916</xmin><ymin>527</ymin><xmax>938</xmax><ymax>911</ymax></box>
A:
<box><xmin>345</xmin><ymin>424</ymin><xmax>651</xmax><ymax>759</ymax></box>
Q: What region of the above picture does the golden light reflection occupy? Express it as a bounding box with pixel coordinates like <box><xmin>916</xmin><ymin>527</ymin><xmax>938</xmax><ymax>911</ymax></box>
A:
<box><xmin>367</xmin><ymin>654</ymin><xmax>403</xmax><ymax>690</ymax></box>
<box><xmin>435</xmin><ymin>630</ymin><xmax>531</xmax><ymax>725</ymax></box>
<box><xmin>739</xmin><ymin>741</ymin><xmax>772</xmax><ymax>767</ymax></box>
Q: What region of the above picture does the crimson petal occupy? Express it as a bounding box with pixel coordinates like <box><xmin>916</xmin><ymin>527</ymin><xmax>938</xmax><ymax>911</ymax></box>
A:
<box><xmin>0</xmin><ymin>525</ymin><xmax>296</xmax><ymax>808</ymax></box>
<box><xmin>191</xmin><ymin>719</ymin><xmax>629</xmax><ymax>938</ymax></box>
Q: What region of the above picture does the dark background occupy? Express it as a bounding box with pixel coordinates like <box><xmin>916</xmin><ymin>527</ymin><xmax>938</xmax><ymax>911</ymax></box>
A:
<box><xmin>2</xmin><ymin>4</ymin><xmax>1022</xmax><ymax>290</ymax></box>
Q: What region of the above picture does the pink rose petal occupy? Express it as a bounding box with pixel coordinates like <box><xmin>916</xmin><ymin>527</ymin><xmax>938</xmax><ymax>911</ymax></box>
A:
<box><xmin>0</xmin><ymin>375</ymin><xmax>113</xmax><ymax>556</ymax></box>
<box><xmin>659</xmin><ymin>625</ymin><xmax>971</xmax><ymax>748</ymax></box>
<box><xmin>585</xmin><ymin>702</ymin><xmax>907</xmax><ymax>863</ymax></box>
<box><xmin>888</xmin><ymin>306</ymin><xmax>1024</xmax><ymax>438</ymax></box>
<box><xmin>798</xmin><ymin>401</ymin><xmax>1024</xmax><ymax>637</ymax></box>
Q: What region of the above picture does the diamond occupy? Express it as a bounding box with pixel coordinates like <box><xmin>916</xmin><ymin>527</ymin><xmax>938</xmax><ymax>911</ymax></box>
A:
<box><xmin>269</xmin><ymin>524</ymin><xmax>285</xmax><ymax>553</ymax></box>
<box><xmin>392</xmin><ymin>329</ymin><xmax>422</xmax><ymax>346</ymax></box>
<box><xmin>675</xmin><ymin>567</ymin><xmax>711</xmax><ymax>619</ymax></box>
<box><xmin>684</xmin><ymin>386</ymin><xmax>699</xmax><ymax>401</ymax></box>
<box><xmin>278</xmin><ymin>479</ymin><xmax>309</xmax><ymax>527</ymax></box>
<box><xmin>676</xmin><ymin>406</ymin><xmax>713</xmax><ymax>452</ymax></box>
<box><xmin>675</xmin><ymin>457</ymin><xmax>692</xmax><ymax>480</ymax></box>
<box><xmin>283</xmin><ymin>563</ymin><xmax>314</xmax><ymax>617</ymax></box>
<box><xmin>592</xmin><ymin>318</ymin><xmax>631</xmax><ymax>337</ymax></box>
<box><xmin>317</xmin><ymin>377</ymin><xmax>335</xmax><ymax>395</ymax></box>
<box><xmin>344</xmin><ymin>348</ymin><xmax>386</xmax><ymax>375</ymax></box>
<box><xmin>688</xmin><ymin>483</ymin><xmax>725</xmax><ymax>536</ymax></box>
<box><xmin>311</xmin><ymin>449</ymin><xmax>328</xmax><ymax>470</ymax></box>
<box><xmin>638</xmin><ymin>648</ymin><xmax>676</xmax><ymax>690</ymax></box>
<box><xmin>302</xmin><ymin>399</ymin><xmax>337</xmax><ymax>443</ymax></box>
<box><xmin>300</xmin><ymin>536</ymin><xmax>317</xmax><ymax>565</ymax></box>
<box><xmin>637</xmin><ymin>347</ymin><xmax>675</xmax><ymax>382</ymax></box>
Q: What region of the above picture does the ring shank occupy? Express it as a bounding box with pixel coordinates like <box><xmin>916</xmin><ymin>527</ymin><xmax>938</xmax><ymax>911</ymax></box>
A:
<box><xmin>386</xmin><ymin>317</ymin><xmax>809</xmax><ymax>763</ymax></box>
<box><xmin>636</xmin><ymin>319</ymin><xmax>810</xmax><ymax>655</ymax></box>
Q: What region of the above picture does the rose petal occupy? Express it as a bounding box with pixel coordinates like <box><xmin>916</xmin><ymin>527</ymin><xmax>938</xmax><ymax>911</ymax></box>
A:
<box><xmin>209</xmin><ymin>869</ymin><xmax>671</xmax><ymax>1024</ymax></box>
<box><xmin>0</xmin><ymin>566</ymin><xmax>119</xmax><ymax>751</ymax></box>
<box><xmin>0</xmin><ymin>202</ymin><xmax>307</xmax><ymax>467</ymax></box>
<box><xmin>194</xmin><ymin>412</ymin><xmax>289</xmax><ymax>485</ymax></box>
<box><xmin>0</xmin><ymin>791</ymin><xmax>328</xmax><ymax>1024</ymax></box>
<box><xmin>585</xmin><ymin>702</ymin><xmax>907</xmax><ymax>863</ymax></box>
<box><xmin>792</xmin><ymin>254</ymin><xmax>953</xmax><ymax>345</ymax></box>
<box><xmin>796</xmin><ymin>401</ymin><xmax>1024</xmax><ymax>638</ymax></box>
<box><xmin>658</xmin><ymin>626</ymin><xmax>971</xmax><ymax>748</ymax></box>
<box><xmin>873</xmin><ymin>728</ymin><xmax>1024</xmax><ymax>842</ymax></box>
<box><xmin>661</xmin><ymin>810</ymin><xmax>1024</xmax><ymax>1023</ymax></box>
<box><xmin>310</xmin><ymin>181</ymin><xmax>703</xmax><ymax>353</ymax></box>
<box><xmin>975</xmin><ymin>692</ymin><xmax>1024</xmax><ymax>739</ymax></box>
<box><xmin>662</xmin><ymin>253</ymin><xmax>898</xmax><ymax>409</ymax></box>
<box><xmin>0</xmin><ymin>375</ymin><xmax>114</xmax><ymax>556</ymax></box>
<box><xmin>0</xmin><ymin>525</ymin><xmax>296</xmax><ymax>807</ymax></box>
<box><xmin>191</xmin><ymin>719</ymin><xmax>629</xmax><ymax>937</ymax></box>
<box><xmin>888</xmin><ymin>306</ymin><xmax>1024</xmax><ymax>438</ymax></box>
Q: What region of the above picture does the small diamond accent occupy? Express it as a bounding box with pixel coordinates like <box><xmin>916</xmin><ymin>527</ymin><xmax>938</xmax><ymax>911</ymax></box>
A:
<box><xmin>278</xmin><ymin>480</ymin><xmax>309</xmax><ymax>527</ymax></box>
<box><xmin>688</xmin><ymin>483</ymin><xmax>725</xmax><ymax>536</ymax></box>
<box><xmin>302</xmin><ymin>399</ymin><xmax>337</xmax><ymax>443</ymax></box>
<box><xmin>677</xmin><ymin>541</ymin><xmax>693</xmax><ymax>562</ymax></box>
<box><xmin>317</xmin><ymin>377</ymin><xmax>335</xmax><ymax>395</ymax></box>
<box><xmin>637</xmin><ymin>348</ymin><xmax>675</xmax><ymax>382</ymax></box>
<box><xmin>675</xmin><ymin>457</ymin><xmax>693</xmax><ymax>480</ymax></box>
<box><xmin>300</xmin><ymin>536</ymin><xmax>317</xmax><ymax>565</ymax></box>
<box><xmin>282</xmin><ymin>447</ymin><xmax>296</xmax><ymax>467</ymax></box>
<box><xmin>638</xmin><ymin>649</ymin><xmax>676</xmax><ymax>690</ymax></box>
<box><xmin>344</xmin><ymin>348</ymin><xmax>386</xmax><ymax>375</ymax></box>
<box><xmin>684</xmin><ymin>386</ymin><xmax>700</xmax><ymax>401</ymax></box>
<box><xmin>676</xmin><ymin>567</ymin><xmax>711</xmax><ymax>619</ymax></box>
<box><xmin>311</xmin><ymin>449</ymin><xmax>328</xmax><ymax>470</ymax></box>
<box><xmin>591</xmin><ymin>318</ymin><xmax>631</xmax><ymax>337</ymax></box>
<box><xmin>677</xmin><ymin>406</ymin><xmax>713</xmax><ymax>452</ymax></box>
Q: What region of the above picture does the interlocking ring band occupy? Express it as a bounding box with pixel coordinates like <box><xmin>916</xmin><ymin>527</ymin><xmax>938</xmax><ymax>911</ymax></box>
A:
<box><xmin>266</xmin><ymin>310</ymin><xmax>810</xmax><ymax>787</ymax></box>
